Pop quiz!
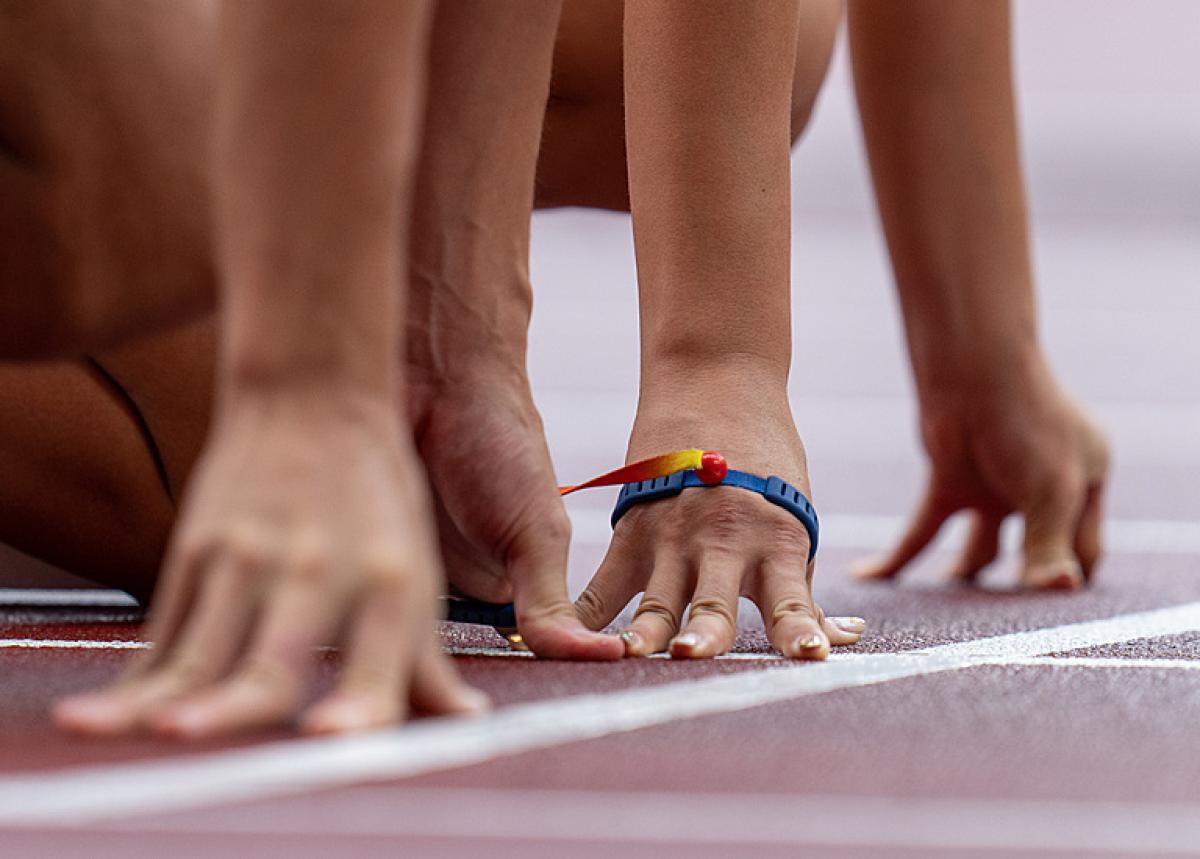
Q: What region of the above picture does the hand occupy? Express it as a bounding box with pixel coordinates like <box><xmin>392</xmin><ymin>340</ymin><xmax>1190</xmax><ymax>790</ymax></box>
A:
<box><xmin>411</xmin><ymin>373</ymin><xmax>623</xmax><ymax>660</ymax></box>
<box><xmin>573</xmin><ymin>392</ymin><xmax>864</xmax><ymax>659</ymax></box>
<box><xmin>54</xmin><ymin>389</ymin><xmax>486</xmax><ymax>738</ymax></box>
<box><xmin>853</xmin><ymin>361</ymin><xmax>1109</xmax><ymax>588</ymax></box>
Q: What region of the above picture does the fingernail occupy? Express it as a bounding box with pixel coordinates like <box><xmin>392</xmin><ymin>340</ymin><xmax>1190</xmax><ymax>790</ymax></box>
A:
<box><xmin>672</xmin><ymin>632</ymin><xmax>701</xmax><ymax>650</ymax></box>
<box><xmin>832</xmin><ymin>616</ymin><xmax>866</xmax><ymax>633</ymax></box>
<box><xmin>793</xmin><ymin>634</ymin><xmax>827</xmax><ymax>658</ymax></box>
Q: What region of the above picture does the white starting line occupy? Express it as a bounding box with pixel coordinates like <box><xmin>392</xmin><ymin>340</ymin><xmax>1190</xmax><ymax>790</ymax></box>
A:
<box><xmin>1</xmin><ymin>600</ymin><xmax>1200</xmax><ymax>828</ymax></box>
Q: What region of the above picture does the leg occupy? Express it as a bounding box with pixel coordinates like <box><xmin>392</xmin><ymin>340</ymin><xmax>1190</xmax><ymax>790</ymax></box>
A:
<box><xmin>0</xmin><ymin>0</ymin><xmax>215</xmax><ymax>358</ymax></box>
<box><xmin>0</xmin><ymin>361</ymin><xmax>174</xmax><ymax>600</ymax></box>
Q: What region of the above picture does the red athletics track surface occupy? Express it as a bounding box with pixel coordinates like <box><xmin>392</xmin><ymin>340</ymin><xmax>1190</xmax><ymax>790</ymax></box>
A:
<box><xmin>2</xmin><ymin>51</ymin><xmax>1199</xmax><ymax>855</ymax></box>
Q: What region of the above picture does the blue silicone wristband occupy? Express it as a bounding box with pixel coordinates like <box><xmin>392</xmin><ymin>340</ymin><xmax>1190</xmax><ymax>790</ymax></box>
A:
<box><xmin>610</xmin><ymin>468</ymin><xmax>819</xmax><ymax>561</ymax></box>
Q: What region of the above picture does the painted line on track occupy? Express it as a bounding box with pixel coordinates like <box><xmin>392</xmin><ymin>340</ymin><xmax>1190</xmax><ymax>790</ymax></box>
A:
<box><xmin>0</xmin><ymin>639</ymin><xmax>147</xmax><ymax>651</ymax></box>
<box><xmin>2</xmin><ymin>600</ymin><xmax>1200</xmax><ymax>825</ymax></box>
<box><xmin>0</xmin><ymin>589</ymin><xmax>139</xmax><ymax>608</ymax></box>
<box><xmin>106</xmin><ymin>786</ymin><xmax>1200</xmax><ymax>855</ymax></box>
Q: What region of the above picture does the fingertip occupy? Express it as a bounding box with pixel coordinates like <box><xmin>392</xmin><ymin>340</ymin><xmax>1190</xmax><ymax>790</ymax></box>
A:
<box><xmin>850</xmin><ymin>557</ymin><xmax>895</xmax><ymax>582</ymax></box>
<box><xmin>668</xmin><ymin>632</ymin><xmax>709</xmax><ymax>660</ymax></box>
<box><xmin>619</xmin><ymin>629</ymin><xmax>649</xmax><ymax>657</ymax></box>
<box><xmin>781</xmin><ymin>629</ymin><xmax>829</xmax><ymax>660</ymax></box>
<box><xmin>829</xmin><ymin>616</ymin><xmax>866</xmax><ymax>635</ymax></box>
<box><xmin>149</xmin><ymin>704</ymin><xmax>214</xmax><ymax>741</ymax></box>
<box><xmin>301</xmin><ymin>697</ymin><xmax>395</xmax><ymax>736</ymax></box>
<box><xmin>522</xmin><ymin>619</ymin><xmax>624</xmax><ymax>661</ymax></box>
<box><xmin>53</xmin><ymin>693</ymin><xmax>139</xmax><ymax>737</ymax></box>
<box><xmin>1022</xmin><ymin>559</ymin><xmax>1085</xmax><ymax>591</ymax></box>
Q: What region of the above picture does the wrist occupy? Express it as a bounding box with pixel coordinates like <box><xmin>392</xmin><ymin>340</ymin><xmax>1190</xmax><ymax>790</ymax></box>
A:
<box><xmin>908</xmin><ymin>324</ymin><xmax>1042</xmax><ymax>397</ymax></box>
<box><xmin>638</xmin><ymin>350</ymin><xmax>790</xmax><ymax>407</ymax></box>
<box><xmin>405</xmin><ymin>266</ymin><xmax>532</xmax><ymax>386</ymax></box>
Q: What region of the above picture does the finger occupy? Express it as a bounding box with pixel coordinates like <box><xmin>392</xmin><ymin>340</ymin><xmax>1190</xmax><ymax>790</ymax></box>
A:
<box><xmin>851</xmin><ymin>488</ymin><xmax>953</xmax><ymax>581</ymax></box>
<box><xmin>823</xmin><ymin>614</ymin><xmax>866</xmax><ymax>646</ymax></box>
<box><xmin>622</xmin><ymin>559</ymin><xmax>693</xmax><ymax>657</ymax></box>
<box><xmin>947</xmin><ymin>510</ymin><xmax>1007</xmax><ymax>584</ymax></box>
<box><xmin>408</xmin><ymin>645</ymin><xmax>490</xmax><ymax>718</ymax></box>
<box><xmin>671</xmin><ymin>555</ymin><xmax>744</xmax><ymax>659</ymax></box>
<box><xmin>753</xmin><ymin>559</ymin><xmax>828</xmax><ymax>660</ymax></box>
<box><xmin>53</xmin><ymin>550</ymin><xmax>243</xmax><ymax>737</ymax></box>
<box><xmin>508</xmin><ymin>515</ymin><xmax>623</xmax><ymax>661</ymax></box>
<box><xmin>131</xmin><ymin>538</ymin><xmax>213</xmax><ymax>676</ymax></box>
<box><xmin>1074</xmin><ymin>480</ymin><xmax>1106</xmax><ymax>582</ymax></box>
<box><xmin>1021</xmin><ymin>476</ymin><xmax>1086</xmax><ymax>591</ymax></box>
<box><xmin>152</xmin><ymin>572</ymin><xmax>337</xmax><ymax>739</ymax></box>
<box><xmin>574</xmin><ymin>534</ymin><xmax>648</xmax><ymax>632</ymax></box>
<box><xmin>300</xmin><ymin>575</ymin><xmax>416</xmax><ymax>735</ymax></box>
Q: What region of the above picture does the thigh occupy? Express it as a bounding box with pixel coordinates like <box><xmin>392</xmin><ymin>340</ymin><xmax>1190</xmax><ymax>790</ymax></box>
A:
<box><xmin>536</xmin><ymin>0</ymin><xmax>844</xmax><ymax>211</ymax></box>
<box><xmin>0</xmin><ymin>318</ymin><xmax>216</xmax><ymax>599</ymax></box>
<box><xmin>0</xmin><ymin>362</ymin><xmax>173</xmax><ymax>600</ymax></box>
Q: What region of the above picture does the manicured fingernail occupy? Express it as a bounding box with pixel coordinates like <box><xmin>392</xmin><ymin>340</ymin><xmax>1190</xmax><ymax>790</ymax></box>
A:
<box><xmin>832</xmin><ymin>616</ymin><xmax>866</xmax><ymax>633</ymax></box>
<box><xmin>792</xmin><ymin>634</ymin><xmax>827</xmax><ymax>658</ymax></box>
<box><xmin>673</xmin><ymin>632</ymin><xmax>701</xmax><ymax>649</ymax></box>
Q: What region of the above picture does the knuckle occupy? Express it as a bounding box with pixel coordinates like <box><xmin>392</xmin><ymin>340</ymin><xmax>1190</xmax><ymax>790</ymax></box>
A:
<box><xmin>573</xmin><ymin>587</ymin><xmax>608</xmax><ymax>625</ymax></box>
<box><xmin>633</xmin><ymin>597</ymin><xmax>681</xmax><ymax>632</ymax></box>
<box><xmin>770</xmin><ymin>597</ymin><xmax>817</xmax><ymax>626</ymax></box>
<box><xmin>541</xmin><ymin>510</ymin><xmax>573</xmax><ymax>546</ymax></box>
<box><xmin>699</xmin><ymin>496</ymin><xmax>753</xmax><ymax>541</ymax></box>
<box><xmin>687</xmin><ymin>597</ymin><xmax>737</xmax><ymax>631</ymax></box>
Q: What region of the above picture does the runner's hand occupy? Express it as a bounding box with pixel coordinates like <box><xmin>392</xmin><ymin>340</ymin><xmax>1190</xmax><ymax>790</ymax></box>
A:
<box><xmin>853</xmin><ymin>366</ymin><xmax>1109</xmax><ymax>589</ymax></box>
<box><xmin>55</xmin><ymin>391</ymin><xmax>486</xmax><ymax>738</ymax></box>
<box><xmin>412</xmin><ymin>374</ymin><xmax>623</xmax><ymax>660</ymax></box>
<box><xmin>574</xmin><ymin>403</ymin><xmax>864</xmax><ymax>659</ymax></box>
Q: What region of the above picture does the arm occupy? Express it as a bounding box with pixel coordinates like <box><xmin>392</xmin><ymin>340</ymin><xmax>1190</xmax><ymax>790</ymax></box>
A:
<box><xmin>848</xmin><ymin>0</ymin><xmax>1109</xmax><ymax>587</ymax></box>
<box><xmin>405</xmin><ymin>0</ymin><xmax>621</xmax><ymax>660</ymax></box>
<box><xmin>55</xmin><ymin>0</ymin><xmax>485</xmax><ymax>738</ymax></box>
<box><xmin>574</xmin><ymin>0</ymin><xmax>864</xmax><ymax>660</ymax></box>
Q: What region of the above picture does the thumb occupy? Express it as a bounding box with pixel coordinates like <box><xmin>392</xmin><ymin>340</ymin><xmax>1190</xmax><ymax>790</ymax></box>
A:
<box><xmin>507</xmin><ymin>513</ymin><xmax>623</xmax><ymax>660</ymax></box>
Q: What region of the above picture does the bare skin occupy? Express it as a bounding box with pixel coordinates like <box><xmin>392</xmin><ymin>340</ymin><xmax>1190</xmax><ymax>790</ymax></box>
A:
<box><xmin>54</xmin><ymin>0</ymin><xmax>495</xmax><ymax>739</ymax></box>
<box><xmin>572</xmin><ymin>0</ymin><xmax>856</xmax><ymax>661</ymax></box>
<box><xmin>846</xmin><ymin>0</ymin><xmax>1109</xmax><ymax>589</ymax></box>
<box><xmin>0</xmin><ymin>0</ymin><xmax>1105</xmax><ymax>708</ymax></box>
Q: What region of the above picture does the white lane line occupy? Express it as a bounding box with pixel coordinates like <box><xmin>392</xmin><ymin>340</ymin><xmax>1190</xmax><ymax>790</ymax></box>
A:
<box><xmin>0</xmin><ymin>639</ymin><xmax>147</xmax><ymax>651</ymax></box>
<box><xmin>568</xmin><ymin>511</ymin><xmax>1200</xmax><ymax>555</ymax></box>
<box><xmin>1003</xmin><ymin>655</ymin><xmax>1200</xmax><ymax>671</ymax></box>
<box><xmin>2</xmin><ymin>600</ymin><xmax>1200</xmax><ymax>826</ymax></box>
<box><xmin>106</xmin><ymin>786</ymin><xmax>1200</xmax><ymax>855</ymax></box>
<box><xmin>0</xmin><ymin>589</ymin><xmax>139</xmax><ymax>608</ymax></box>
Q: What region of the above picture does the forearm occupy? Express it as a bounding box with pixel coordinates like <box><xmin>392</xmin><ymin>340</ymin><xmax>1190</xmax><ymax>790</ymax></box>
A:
<box><xmin>406</xmin><ymin>0</ymin><xmax>563</xmax><ymax>388</ymax></box>
<box><xmin>624</xmin><ymin>0</ymin><xmax>800</xmax><ymax>404</ymax></box>
<box><xmin>215</xmin><ymin>0</ymin><xmax>430</xmax><ymax>405</ymax></box>
<box><xmin>849</xmin><ymin>0</ymin><xmax>1040</xmax><ymax>395</ymax></box>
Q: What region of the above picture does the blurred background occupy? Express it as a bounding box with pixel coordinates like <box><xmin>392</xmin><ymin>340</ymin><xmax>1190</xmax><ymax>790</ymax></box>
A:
<box><xmin>528</xmin><ymin>0</ymin><xmax>1200</xmax><ymax>595</ymax></box>
<box><xmin>5</xmin><ymin>0</ymin><xmax>1197</xmax><ymax>597</ymax></box>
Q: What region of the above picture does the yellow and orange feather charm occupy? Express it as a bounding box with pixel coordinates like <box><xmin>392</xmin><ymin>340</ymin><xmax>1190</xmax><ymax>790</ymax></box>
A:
<box><xmin>559</xmin><ymin>449</ymin><xmax>727</xmax><ymax>496</ymax></box>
